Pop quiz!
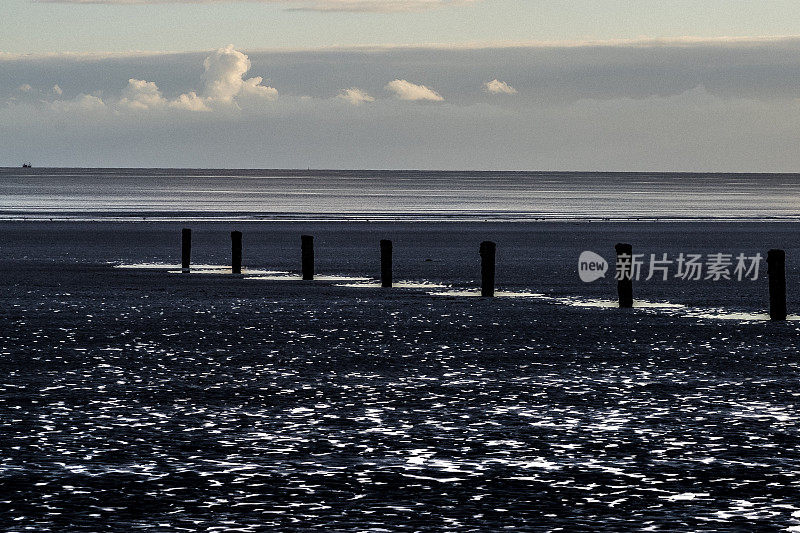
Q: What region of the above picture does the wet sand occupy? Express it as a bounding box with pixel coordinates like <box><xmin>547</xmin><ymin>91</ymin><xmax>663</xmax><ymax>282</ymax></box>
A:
<box><xmin>2</xmin><ymin>221</ymin><xmax>800</xmax><ymax>530</ymax></box>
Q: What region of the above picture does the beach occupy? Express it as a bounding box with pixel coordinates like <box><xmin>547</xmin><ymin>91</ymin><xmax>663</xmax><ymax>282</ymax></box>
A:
<box><xmin>2</xmin><ymin>219</ymin><xmax>800</xmax><ymax>529</ymax></box>
<box><xmin>13</xmin><ymin>0</ymin><xmax>800</xmax><ymax>527</ymax></box>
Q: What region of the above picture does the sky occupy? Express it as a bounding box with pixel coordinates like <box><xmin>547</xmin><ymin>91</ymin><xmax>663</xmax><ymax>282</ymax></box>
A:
<box><xmin>4</xmin><ymin>0</ymin><xmax>800</xmax><ymax>170</ymax></box>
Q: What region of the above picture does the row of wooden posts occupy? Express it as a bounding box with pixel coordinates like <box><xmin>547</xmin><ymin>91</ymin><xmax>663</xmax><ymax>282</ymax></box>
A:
<box><xmin>179</xmin><ymin>229</ymin><xmax>788</xmax><ymax>322</ymax></box>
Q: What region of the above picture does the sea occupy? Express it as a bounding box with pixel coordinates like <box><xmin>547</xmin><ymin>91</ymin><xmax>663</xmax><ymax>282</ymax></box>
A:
<box><xmin>2</xmin><ymin>168</ymin><xmax>800</xmax><ymax>221</ymax></box>
<box><xmin>1</xmin><ymin>168</ymin><xmax>800</xmax><ymax>531</ymax></box>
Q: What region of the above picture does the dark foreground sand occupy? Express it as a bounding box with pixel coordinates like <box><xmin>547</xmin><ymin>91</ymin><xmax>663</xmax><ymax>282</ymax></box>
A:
<box><xmin>2</xmin><ymin>221</ymin><xmax>800</xmax><ymax>530</ymax></box>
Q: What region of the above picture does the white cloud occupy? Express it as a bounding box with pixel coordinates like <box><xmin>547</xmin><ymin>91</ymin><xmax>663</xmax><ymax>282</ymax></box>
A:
<box><xmin>33</xmin><ymin>0</ymin><xmax>480</xmax><ymax>13</ymax></box>
<box><xmin>203</xmin><ymin>45</ymin><xmax>251</xmax><ymax>101</ymax></box>
<box><xmin>337</xmin><ymin>88</ymin><xmax>375</xmax><ymax>105</ymax></box>
<box><xmin>484</xmin><ymin>79</ymin><xmax>517</xmax><ymax>95</ymax></box>
<box><xmin>119</xmin><ymin>78</ymin><xmax>166</xmax><ymax>109</ymax></box>
<box><xmin>117</xmin><ymin>78</ymin><xmax>214</xmax><ymax>111</ymax></box>
<box><xmin>170</xmin><ymin>91</ymin><xmax>210</xmax><ymax>111</ymax></box>
<box><xmin>51</xmin><ymin>46</ymin><xmax>276</xmax><ymax>114</ymax></box>
<box><xmin>202</xmin><ymin>45</ymin><xmax>277</xmax><ymax>103</ymax></box>
<box><xmin>385</xmin><ymin>79</ymin><xmax>443</xmax><ymax>101</ymax></box>
<box><xmin>240</xmin><ymin>76</ymin><xmax>279</xmax><ymax>100</ymax></box>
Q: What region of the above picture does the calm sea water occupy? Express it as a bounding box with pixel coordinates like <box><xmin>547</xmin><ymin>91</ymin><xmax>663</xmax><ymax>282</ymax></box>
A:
<box><xmin>2</xmin><ymin>168</ymin><xmax>800</xmax><ymax>220</ymax></box>
<box><xmin>3</xmin><ymin>170</ymin><xmax>800</xmax><ymax>530</ymax></box>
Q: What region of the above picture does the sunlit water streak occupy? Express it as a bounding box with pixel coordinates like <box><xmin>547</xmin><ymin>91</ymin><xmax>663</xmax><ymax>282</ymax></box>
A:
<box><xmin>115</xmin><ymin>264</ymin><xmax>800</xmax><ymax>323</ymax></box>
<box><xmin>116</xmin><ymin>263</ymin><xmax>286</xmax><ymax>275</ymax></box>
<box><xmin>337</xmin><ymin>281</ymin><xmax>450</xmax><ymax>289</ymax></box>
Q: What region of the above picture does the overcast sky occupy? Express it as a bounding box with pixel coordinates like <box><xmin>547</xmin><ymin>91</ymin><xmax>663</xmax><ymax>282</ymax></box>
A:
<box><xmin>5</xmin><ymin>1</ymin><xmax>800</xmax><ymax>170</ymax></box>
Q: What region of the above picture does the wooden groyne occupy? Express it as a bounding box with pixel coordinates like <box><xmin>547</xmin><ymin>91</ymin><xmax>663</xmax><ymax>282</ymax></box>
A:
<box><xmin>381</xmin><ymin>240</ymin><xmax>392</xmax><ymax>288</ymax></box>
<box><xmin>231</xmin><ymin>231</ymin><xmax>242</xmax><ymax>274</ymax></box>
<box><xmin>615</xmin><ymin>243</ymin><xmax>634</xmax><ymax>309</ymax></box>
<box><xmin>479</xmin><ymin>241</ymin><xmax>496</xmax><ymax>297</ymax></box>
<box><xmin>181</xmin><ymin>228</ymin><xmax>191</xmax><ymax>272</ymax></box>
<box><xmin>768</xmin><ymin>249</ymin><xmax>787</xmax><ymax>321</ymax></box>
<box><xmin>175</xmin><ymin>229</ymin><xmax>789</xmax><ymax>320</ymax></box>
<box><xmin>301</xmin><ymin>235</ymin><xmax>314</xmax><ymax>280</ymax></box>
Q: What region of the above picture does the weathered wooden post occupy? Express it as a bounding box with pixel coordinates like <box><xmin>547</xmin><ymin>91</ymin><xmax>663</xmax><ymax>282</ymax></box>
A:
<box><xmin>615</xmin><ymin>243</ymin><xmax>633</xmax><ymax>308</ymax></box>
<box><xmin>480</xmin><ymin>241</ymin><xmax>496</xmax><ymax>297</ymax></box>
<box><xmin>301</xmin><ymin>235</ymin><xmax>314</xmax><ymax>280</ymax></box>
<box><xmin>380</xmin><ymin>240</ymin><xmax>392</xmax><ymax>288</ymax></box>
<box><xmin>768</xmin><ymin>249</ymin><xmax>786</xmax><ymax>321</ymax></box>
<box><xmin>231</xmin><ymin>231</ymin><xmax>242</xmax><ymax>274</ymax></box>
<box><xmin>181</xmin><ymin>228</ymin><xmax>191</xmax><ymax>272</ymax></box>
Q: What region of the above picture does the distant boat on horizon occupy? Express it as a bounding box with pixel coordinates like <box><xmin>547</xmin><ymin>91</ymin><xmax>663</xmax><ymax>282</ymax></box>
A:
<box><xmin>22</xmin><ymin>163</ymin><xmax>31</xmax><ymax>168</ymax></box>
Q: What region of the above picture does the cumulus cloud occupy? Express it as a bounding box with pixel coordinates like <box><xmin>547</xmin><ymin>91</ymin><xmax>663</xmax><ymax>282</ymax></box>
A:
<box><xmin>119</xmin><ymin>78</ymin><xmax>166</xmax><ymax>109</ymax></box>
<box><xmin>240</xmin><ymin>76</ymin><xmax>279</xmax><ymax>100</ymax></box>
<box><xmin>41</xmin><ymin>46</ymin><xmax>275</xmax><ymax>114</ymax></box>
<box><xmin>484</xmin><ymin>79</ymin><xmax>517</xmax><ymax>95</ymax></box>
<box><xmin>385</xmin><ymin>79</ymin><xmax>443</xmax><ymax>101</ymax></box>
<box><xmin>202</xmin><ymin>45</ymin><xmax>251</xmax><ymax>101</ymax></box>
<box><xmin>33</xmin><ymin>0</ymin><xmax>480</xmax><ymax>12</ymax></box>
<box><xmin>170</xmin><ymin>91</ymin><xmax>210</xmax><ymax>111</ymax></box>
<box><xmin>337</xmin><ymin>88</ymin><xmax>375</xmax><ymax>105</ymax></box>
<box><xmin>202</xmin><ymin>45</ymin><xmax>277</xmax><ymax>103</ymax></box>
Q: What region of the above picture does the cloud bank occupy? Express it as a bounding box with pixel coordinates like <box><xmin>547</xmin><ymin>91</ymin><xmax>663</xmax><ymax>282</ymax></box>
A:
<box><xmin>6</xmin><ymin>38</ymin><xmax>800</xmax><ymax>170</ymax></box>
<box><xmin>32</xmin><ymin>0</ymin><xmax>479</xmax><ymax>12</ymax></box>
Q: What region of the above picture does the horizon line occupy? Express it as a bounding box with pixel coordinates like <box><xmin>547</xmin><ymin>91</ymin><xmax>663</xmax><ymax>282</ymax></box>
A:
<box><xmin>5</xmin><ymin>166</ymin><xmax>800</xmax><ymax>175</ymax></box>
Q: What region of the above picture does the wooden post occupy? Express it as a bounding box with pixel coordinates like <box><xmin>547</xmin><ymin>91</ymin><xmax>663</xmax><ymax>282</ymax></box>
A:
<box><xmin>301</xmin><ymin>235</ymin><xmax>314</xmax><ymax>280</ymax></box>
<box><xmin>768</xmin><ymin>249</ymin><xmax>787</xmax><ymax>321</ymax></box>
<box><xmin>615</xmin><ymin>243</ymin><xmax>633</xmax><ymax>308</ymax></box>
<box><xmin>380</xmin><ymin>240</ymin><xmax>392</xmax><ymax>288</ymax></box>
<box><xmin>480</xmin><ymin>241</ymin><xmax>496</xmax><ymax>297</ymax></box>
<box><xmin>181</xmin><ymin>228</ymin><xmax>191</xmax><ymax>272</ymax></box>
<box><xmin>231</xmin><ymin>231</ymin><xmax>242</xmax><ymax>274</ymax></box>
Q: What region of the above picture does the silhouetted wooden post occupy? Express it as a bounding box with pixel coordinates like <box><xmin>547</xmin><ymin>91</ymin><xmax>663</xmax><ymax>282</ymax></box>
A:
<box><xmin>301</xmin><ymin>235</ymin><xmax>314</xmax><ymax>280</ymax></box>
<box><xmin>615</xmin><ymin>243</ymin><xmax>633</xmax><ymax>308</ymax></box>
<box><xmin>380</xmin><ymin>240</ymin><xmax>392</xmax><ymax>288</ymax></box>
<box><xmin>231</xmin><ymin>231</ymin><xmax>242</xmax><ymax>274</ymax></box>
<box><xmin>768</xmin><ymin>249</ymin><xmax>786</xmax><ymax>321</ymax></box>
<box><xmin>480</xmin><ymin>241</ymin><xmax>496</xmax><ymax>297</ymax></box>
<box><xmin>181</xmin><ymin>228</ymin><xmax>191</xmax><ymax>272</ymax></box>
